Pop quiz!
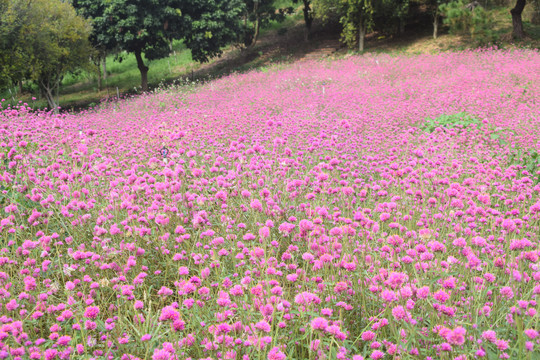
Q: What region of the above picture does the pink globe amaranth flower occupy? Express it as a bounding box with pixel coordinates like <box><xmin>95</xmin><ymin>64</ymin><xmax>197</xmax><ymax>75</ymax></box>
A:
<box><xmin>325</xmin><ymin>325</ymin><xmax>341</xmax><ymax>336</ymax></box>
<box><xmin>152</xmin><ymin>349</ymin><xmax>172</xmax><ymax>360</ymax></box>
<box><xmin>440</xmin><ymin>342</ymin><xmax>452</xmax><ymax>351</ymax></box>
<box><xmin>250</xmin><ymin>199</ymin><xmax>263</xmax><ymax>211</ymax></box>
<box><xmin>482</xmin><ymin>330</ymin><xmax>497</xmax><ymax>343</ymax></box>
<box><xmin>310</xmin><ymin>317</ymin><xmax>328</xmax><ymax>331</ymax></box>
<box><xmin>416</xmin><ymin>286</ymin><xmax>430</xmax><ymax>299</ymax></box>
<box><xmin>83</xmin><ymin>306</ymin><xmax>99</xmax><ymax>319</ymax></box>
<box><xmin>381</xmin><ymin>289</ymin><xmax>398</xmax><ymax>302</ymax></box>
<box><xmin>294</xmin><ymin>291</ymin><xmax>321</xmax><ymax>306</ymax></box>
<box><xmin>44</xmin><ymin>349</ymin><xmax>58</xmax><ymax>360</ymax></box>
<box><xmin>321</xmin><ymin>308</ymin><xmax>333</xmax><ymax>316</ymax></box>
<box><xmin>172</xmin><ymin>319</ymin><xmax>185</xmax><ymax>332</ymax></box>
<box><xmin>56</xmin><ymin>335</ymin><xmax>71</xmax><ymax>346</ymax></box>
<box><xmin>159</xmin><ymin>306</ymin><xmax>179</xmax><ymax>321</ymax></box>
<box><xmin>524</xmin><ymin>329</ymin><xmax>539</xmax><ymax>339</ymax></box>
<box><xmin>76</xmin><ymin>344</ymin><xmax>84</xmax><ymax>355</ymax></box>
<box><xmin>370</xmin><ymin>350</ymin><xmax>384</xmax><ymax>359</ymax></box>
<box><xmin>442</xmin><ymin>277</ymin><xmax>456</xmax><ymax>289</ymax></box>
<box><xmin>361</xmin><ymin>331</ymin><xmax>376</xmax><ymax>341</ymax></box>
<box><xmin>379</xmin><ymin>212</ymin><xmax>391</xmax><ymax>221</ymax></box>
<box><xmin>6</xmin><ymin>299</ymin><xmax>19</xmax><ymax>311</ymax></box>
<box><xmin>385</xmin><ymin>272</ymin><xmax>408</xmax><ymax>289</ymax></box>
<box><xmin>495</xmin><ymin>339</ymin><xmax>509</xmax><ymax>351</ymax></box>
<box><xmin>229</xmin><ymin>284</ymin><xmax>244</xmax><ymax>296</ymax></box>
<box><xmin>391</xmin><ymin>305</ymin><xmax>408</xmax><ymax>321</ymax></box>
<box><xmin>259</xmin><ymin>226</ymin><xmax>270</xmax><ymax>238</ymax></box>
<box><xmin>85</xmin><ymin>320</ymin><xmax>97</xmax><ymax>330</ymax></box>
<box><xmin>500</xmin><ymin>286</ymin><xmax>514</xmax><ymax>300</ymax></box>
<box><xmin>134</xmin><ymin>300</ymin><xmax>144</xmax><ymax>310</ymax></box>
<box><xmin>216</xmin><ymin>323</ymin><xmax>232</xmax><ymax>334</ymax></box>
<box><xmin>267</xmin><ymin>346</ymin><xmax>286</xmax><ymax>360</ymax></box>
<box><xmin>141</xmin><ymin>334</ymin><xmax>152</xmax><ymax>341</ymax></box>
<box><xmin>446</xmin><ymin>326</ymin><xmax>466</xmax><ymax>346</ymax></box>
<box><xmin>215</xmin><ymin>190</ymin><xmax>227</xmax><ymax>201</ymax></box>
<box><xmin>334</xmin><ymin>281</ymin><xmax>348</xmax><ymax>293</ymax></box>
<box><xmin>433</xmin><ymin>290</ymin><xmax>450</xmax><ymax>303</ymax></box>
<box><xmin>254</xmin><ymin>320</ymin><xmax>271</xmax><ymax>333</ymax></box>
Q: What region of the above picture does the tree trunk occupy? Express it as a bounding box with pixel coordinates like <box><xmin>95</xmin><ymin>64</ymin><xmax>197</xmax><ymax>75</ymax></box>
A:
<box><xmin>40</xmin><ymin>80</ymin><xmax>58</xmax><ymax>114</ymax></box>
<box><xmin>18</xmin><ymin>81</ymin><xmax>23</xmax><ymax>94</ymax></box>
<box><xmin>96</xmin><ymin>55</ymin><xmax>103</xmax><ymax>92</ymax></box>
<box><xmin>511</xmin><ymin>0</ymin><xmax>526</xmax><ymax>39</ymax></box>
<box><xmin>433</xmin><ymin>14</ymin><xmax>439</xmax><ymax>39</ymax></box>
<box><xmin>531</xmin><ymin>0</ymin><xmax>540</xmax><ymax>24</ymax></box>
<box><xmin>252</xmin><ymin>17</ymin><xmax>260</xmax><ymax>46</ymax></box>
<box><xmin>358</xmin><ymin>15</ymin><xmax>366</xmax><ymax>52</ymax></box>
<box><xmin>251</xmin><ymin>1</ymin><xmax>260</xmax><ymax>46</ymax></box>
<box><xmin>399</xmin><ymin>18</ymin><xmax>405</xmax><ymax>35</ymax></box>
<box><xmin>102</xmin><ymin>57</ymin><xmax>107</xmax><ymax>79</ymax></box>
<box><xmin>97</xmin><ymin>72</ymin><xmax>102</xmax><ymax>92</ymax></box>
<box><xmin>134</xmin><ymin>50</ymin><xmax>149</xmax><ymax>92</ymax></box>
<box><xmin>303</xmin><ymin>0</ymin><xmax>313</xmax><ymax>42</ymax></box>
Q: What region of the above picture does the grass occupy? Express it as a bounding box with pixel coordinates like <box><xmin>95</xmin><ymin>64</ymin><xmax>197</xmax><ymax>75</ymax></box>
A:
<box><xmin>1</xmin><ymin>40</ymin><xmax>196</xmax><ymax>111</ymax></box>
<box><xmin>63</xmin><ymin>40</ymin><xmax>194</xmax><ymax>92</ymax></box>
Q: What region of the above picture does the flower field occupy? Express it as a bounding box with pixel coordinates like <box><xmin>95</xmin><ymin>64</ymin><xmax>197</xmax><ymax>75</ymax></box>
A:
<box><xmin>1</xmin><ymin>49</ymin><xmax>540</xmax><ymax>360</ymax></box>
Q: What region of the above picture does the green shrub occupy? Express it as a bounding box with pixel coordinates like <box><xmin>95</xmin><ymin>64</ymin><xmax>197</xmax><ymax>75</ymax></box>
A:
<box><xmin>419</xmin><ymin>112</ymin><xmax>482</xmax><ymax>132</ymax></box>
<box><xmin>439</xmin><ymin>1</ymin><xmax>498</xmax><ymax>45</ymax></box>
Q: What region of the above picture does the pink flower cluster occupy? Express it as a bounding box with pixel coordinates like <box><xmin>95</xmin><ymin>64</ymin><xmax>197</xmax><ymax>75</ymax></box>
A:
<box><xmin>0</xmin><ymin>49</ymin><xmax>539</xmax><ymax>359</ymax></box>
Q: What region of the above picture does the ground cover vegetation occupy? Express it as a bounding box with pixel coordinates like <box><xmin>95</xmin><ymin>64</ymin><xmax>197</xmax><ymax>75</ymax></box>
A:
<box><xmin>1</xmin><ymin>0</ymin><xmax>539</xmax><ymax>111</ymax></box>
<box><xmin>0</xmin><ymin>49</ymin><xmax>539</xmax><ymax>359</ymax></box>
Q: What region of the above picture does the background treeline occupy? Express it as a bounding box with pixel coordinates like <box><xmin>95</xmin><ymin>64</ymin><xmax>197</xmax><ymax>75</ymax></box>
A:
<box><xmin>0</xmin><ymin>0</ymin><xmax>538</xmax><ymax>111</ymax></box>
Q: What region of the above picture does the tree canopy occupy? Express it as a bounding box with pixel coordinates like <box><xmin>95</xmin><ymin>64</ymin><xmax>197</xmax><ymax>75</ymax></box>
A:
<box><xmin>80</xmin><ymin>0</ymin><xmax>245</xmax><ymax>91</ymax></box>
<box><xmin>314</xmin><ymin>0</ymin><xmax>374</xmax><ymax>52</ymax></box>
<box><xmin>0</xmin><ymin>0</ymin><xmax>93</xmax><ymax>111</ymax></box>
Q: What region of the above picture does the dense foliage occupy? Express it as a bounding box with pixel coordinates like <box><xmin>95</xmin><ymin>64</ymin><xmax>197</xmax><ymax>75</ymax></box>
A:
<box><xmin>0</xmin><ymin>0</ymin><xmax>93</xmax><ymax>110</ymax></box>
<box><xmin>82</xmin><ymin>0</ymin><xmax>245</xmax><ymax>91</ymax></box>
<box><xmin>0</xmin><ymin>49</ymin><xmax>539</xmax><ymax>359</ymax></box>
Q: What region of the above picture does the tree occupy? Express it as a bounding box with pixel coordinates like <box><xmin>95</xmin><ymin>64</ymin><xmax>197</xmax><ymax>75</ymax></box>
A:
<box><xmin>72</xmin><ymin>0</ymin><xmax>118</xmax><ymax>91</ymax></box>
<box><xmin>102</xmin><ymin>0</ymin><xmax>245</xmax><ymax>92</ymax></box>
<box><xmin>428</xmin><ymin>0</ymin><xmax>452</xmax><ymax>39</ymax></box>
<box><xmin>243</xmin><ymin>0</ymin><xmax>292</xmax><ymax>46</ymax></box>
<box><xmin>372</xmin><ymin>0</ymin><xmax>409</xmax><ymax>37</ymax></box>
<box><xmin>439</xmin><ymin>0</ymin><xmax>496</xmax><ymax>45</ymax></box>
<box><xmin>510</xmin><ymin>0</ymin><xmax>526</xmax><ymax>39</ymax></box>
<box><xmin>0</xmin><ymin>0</ymin><xmax>93</xmax><ymax>110</ymax></box>
<box><xmin>32</xmin><ymin>0</ymin><xmax>93</xmax><ymax>111</ymax></box>
<box><xmin>293</xmin><ymin>0</ymin><xmax>314</xmax><ymax>41</ymax></box>
<box><xmin>391</xmin><ymin>0</ymin><xmax>410</xmax><ymax>35</ymax></box>
<box><xmin>314</xmin><ymin>0</ymin><xmax>374</xmax><ymax>52</ymax></box>
<box><xmin>0</xmin><ymin>0</ymin><xmax>33</xmax><ymax>88</ymax></box>
<box><xmin>531</xmin><ymin>0</ymin><xmax>540</xmax><ymax>25</ymax></box>
<box><xmin>181</xmin><ymin>0</ymin><xmax>247</xmax><ymax>60</ymax></box>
